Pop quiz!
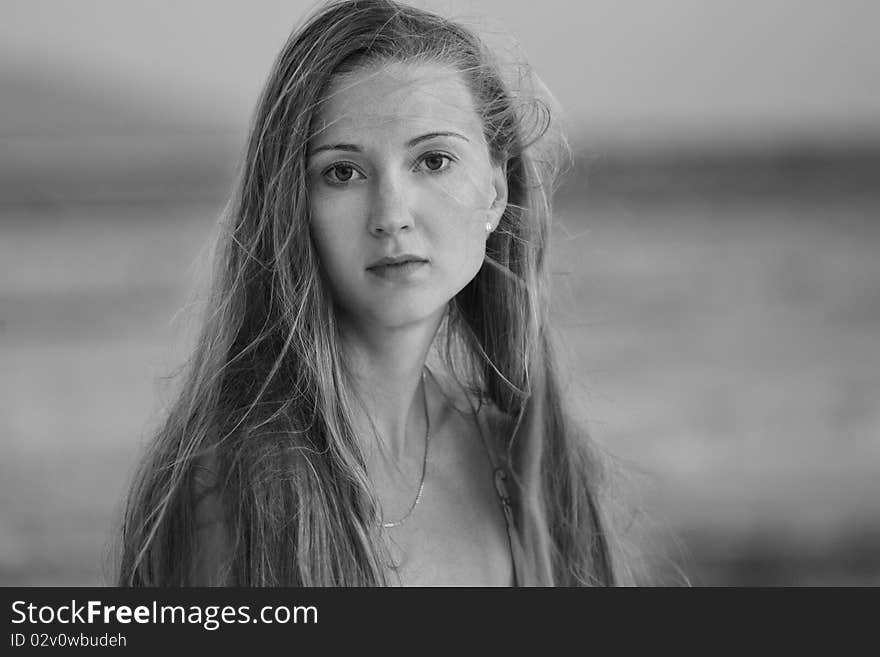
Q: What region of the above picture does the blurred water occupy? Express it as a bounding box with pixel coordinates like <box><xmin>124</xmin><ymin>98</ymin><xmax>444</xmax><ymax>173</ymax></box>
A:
<box><xmin>1</xmin><ymin>191</ymin><xmax>879</xmax><ymax>585</ymax></box>
<box><xmin>551</xmin><ymin>193</ymin><xmax>880</xmax><ymax>585</ymax></box>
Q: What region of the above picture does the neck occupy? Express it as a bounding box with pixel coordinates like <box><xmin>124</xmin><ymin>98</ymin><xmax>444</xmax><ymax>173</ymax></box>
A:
<box><xmin>340</xmin><ymin>309</ymin><xmax>444</xmax><ymax>461</ymax></box>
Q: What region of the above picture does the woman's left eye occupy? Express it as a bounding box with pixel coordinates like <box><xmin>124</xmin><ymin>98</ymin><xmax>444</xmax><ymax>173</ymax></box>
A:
<box><xmin>415</xmin><ymin>153</ymin><xmax>453</xmax><ymax>173</ymax></box>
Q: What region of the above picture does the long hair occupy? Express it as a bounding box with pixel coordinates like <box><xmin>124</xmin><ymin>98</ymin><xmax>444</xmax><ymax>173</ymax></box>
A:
<box><xmin>117</xmin><ymin>0</ymin><xmax>625</xmax><ymax>586</ymax></box>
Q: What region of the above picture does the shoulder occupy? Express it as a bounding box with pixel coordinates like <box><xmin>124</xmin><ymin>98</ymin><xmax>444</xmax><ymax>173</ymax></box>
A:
<box><xmin>192</xmin><ymin>448</ymin><xmax>223</xmax><ymax>519</ymax></box>
<box><xmin>189</xmin><ymin>447</ymin><xmax>231</xmax><ymax>584</ymax></box>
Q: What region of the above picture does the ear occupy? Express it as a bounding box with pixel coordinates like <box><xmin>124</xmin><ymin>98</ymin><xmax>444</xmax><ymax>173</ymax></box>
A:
<box><xmin>487</xmin><ymin>160</ymin><xmax>508</xmax><ymax>228</ymax></box>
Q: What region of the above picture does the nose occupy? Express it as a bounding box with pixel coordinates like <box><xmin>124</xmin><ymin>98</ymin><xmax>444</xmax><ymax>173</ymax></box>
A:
<box><xmin>368</xmin><ymin>172</ymin><xmax>413</xmax><ymax>237</ymax></box>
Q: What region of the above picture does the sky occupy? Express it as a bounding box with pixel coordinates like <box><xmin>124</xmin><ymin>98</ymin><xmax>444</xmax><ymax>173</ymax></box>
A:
<box><xmin>2</xmin><ymin>0</ymin><xmax>879</xmax><ymax>146</ymax></box>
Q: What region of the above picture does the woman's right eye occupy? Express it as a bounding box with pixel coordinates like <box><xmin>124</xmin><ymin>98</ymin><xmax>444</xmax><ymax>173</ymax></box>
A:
<box><xmin>322</xmin><ymin>163</ymin><xmax>365</xmax><ymax>185</ymax></box>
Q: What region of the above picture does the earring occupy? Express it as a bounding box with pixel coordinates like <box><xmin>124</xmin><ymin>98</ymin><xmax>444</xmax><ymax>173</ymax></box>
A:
<box><xmin>485</xmin><ymin>222</ymin><xmax>493</xmax><ymax>234</ymax></box>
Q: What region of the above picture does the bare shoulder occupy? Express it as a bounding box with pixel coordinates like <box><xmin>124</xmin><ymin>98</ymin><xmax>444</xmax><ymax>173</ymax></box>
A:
<box><xmin>191</xmin><ymin>448</ymin><xmax>223</xmax><ymax>517</ymax></box>
<box><xmin>189</xmin><ymin>446</ymin><xmax>231</xmax><ymax>584</ymax></box>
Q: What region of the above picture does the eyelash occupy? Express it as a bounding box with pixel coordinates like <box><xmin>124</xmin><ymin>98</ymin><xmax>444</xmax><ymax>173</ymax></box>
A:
<box><xmin>319</xmin><ymin>152</ymin><xmax>455</xmax><ymax>186</ymax></box>
<box><xmin>321</xmin><ymin>161</ymin><xmax>365</xmax><ymax>186</ymax></box>
<box><xmin>414</xmin><ymin>151</ymin><xmax>455</xmax><ymax>173</ymax></box>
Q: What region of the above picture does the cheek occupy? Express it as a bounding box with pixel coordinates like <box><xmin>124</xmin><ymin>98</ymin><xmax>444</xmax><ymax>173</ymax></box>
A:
<box><xmin>309</xmin><ymin>199</ymin><xmax>363</xmax><ymax>281</ymax></box>
<box><xmin>432</xmin><ymin>190</ymin><xmax>489</xmax><ymax>281</ymax></box>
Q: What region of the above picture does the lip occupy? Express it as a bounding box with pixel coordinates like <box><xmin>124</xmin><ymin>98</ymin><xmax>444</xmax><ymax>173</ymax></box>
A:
<box><xmin>366</xmin><ymin>253</ymin><xmax>429</xmax><ymax>269</ymax></box>
<box><xmin>367</xmin><ymin>259</ymin><xmax>428</xmax><ymax>282</ymax></box>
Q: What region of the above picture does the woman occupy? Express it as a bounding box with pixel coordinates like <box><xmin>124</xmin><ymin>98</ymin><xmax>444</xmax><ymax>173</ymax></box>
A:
<box><xmin>118</xmin><ymin>0</ymin><xmax>629</xmax><ymax>586</ymax></box>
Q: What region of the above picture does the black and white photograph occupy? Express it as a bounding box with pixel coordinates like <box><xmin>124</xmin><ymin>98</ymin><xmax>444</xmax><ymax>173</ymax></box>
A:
<box><xmin>2</xmin><ymin>0</ymin><xmax>879</xmax><ymax>588</ymax></box>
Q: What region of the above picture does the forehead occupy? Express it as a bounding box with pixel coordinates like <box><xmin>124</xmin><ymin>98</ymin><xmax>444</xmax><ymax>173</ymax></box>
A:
<box><xmin>311</xmin><ymin>61</ymin><xmax>484</xmax><ymax>143</ymax></box>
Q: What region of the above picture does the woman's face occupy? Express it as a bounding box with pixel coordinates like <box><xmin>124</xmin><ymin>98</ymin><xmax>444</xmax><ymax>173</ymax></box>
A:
<box><xmin>307</xmin><ymin>61</ymin><xmax>507</xmax><ymax>332</ymax></box>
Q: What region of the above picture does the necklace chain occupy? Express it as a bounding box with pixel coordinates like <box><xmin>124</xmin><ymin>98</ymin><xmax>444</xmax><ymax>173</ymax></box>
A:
<box><xmin>381</xmin><ymin>368</ymin><xmax>430</xmax><ymax>529</ymax></box>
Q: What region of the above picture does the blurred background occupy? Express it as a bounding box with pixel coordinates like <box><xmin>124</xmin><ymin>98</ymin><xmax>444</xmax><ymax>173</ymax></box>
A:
<box><xmin>1</xmin><ymin>0</ymin><xmax>878</xmax><ymax>585</ymax></box>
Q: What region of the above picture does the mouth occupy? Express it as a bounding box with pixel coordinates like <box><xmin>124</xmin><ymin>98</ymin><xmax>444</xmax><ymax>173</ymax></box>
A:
<box><xmin>366</xmin><ymin>256</ymin><xmax>430</xmax><ymax>282</ymax></box>
<box><xmin>366</xmin><ymin>255</ymin><xmax>429</xmax><ymax>270</ymax></box>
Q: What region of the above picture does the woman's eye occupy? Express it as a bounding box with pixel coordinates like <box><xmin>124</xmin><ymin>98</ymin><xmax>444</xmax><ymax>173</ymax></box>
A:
<box><xmin>322</xmin><ymin>163</ymin><xmax>364</xmax><ymax>185</ymax></box>
<box><xmin>417</xmin><ymin>153</ymin><xmax>453</xmax><ymax>173</ymax></box>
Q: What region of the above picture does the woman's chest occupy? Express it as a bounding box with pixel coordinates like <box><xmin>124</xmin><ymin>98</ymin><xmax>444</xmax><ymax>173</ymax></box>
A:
<box><xmin>382</xmin><ymin>487</ymin><xmax>514</xmax><ymax>586</ymax></box>
<box><xmin>381</xmin><ymin>420</ymin><xmax>514</xmax><ymax>586</ymax></box>
<box><xmin>372</xmin><ymin>394</ymin><xmax>515</xmax><ymax>586</ymax></box>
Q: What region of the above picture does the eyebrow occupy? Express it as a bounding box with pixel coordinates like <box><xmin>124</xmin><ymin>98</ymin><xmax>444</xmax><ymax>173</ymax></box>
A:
<box><xmin>308</xmin><ymin>131</ymin><xmax>469</xmax><ymax>156</ymax></box>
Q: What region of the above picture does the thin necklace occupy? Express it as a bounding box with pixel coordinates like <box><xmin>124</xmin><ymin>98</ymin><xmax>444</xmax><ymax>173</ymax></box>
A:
<box><xmin>381</xmin><ymin>368</ymin><xmax>431</xmax><ymax>529</ymax></box>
